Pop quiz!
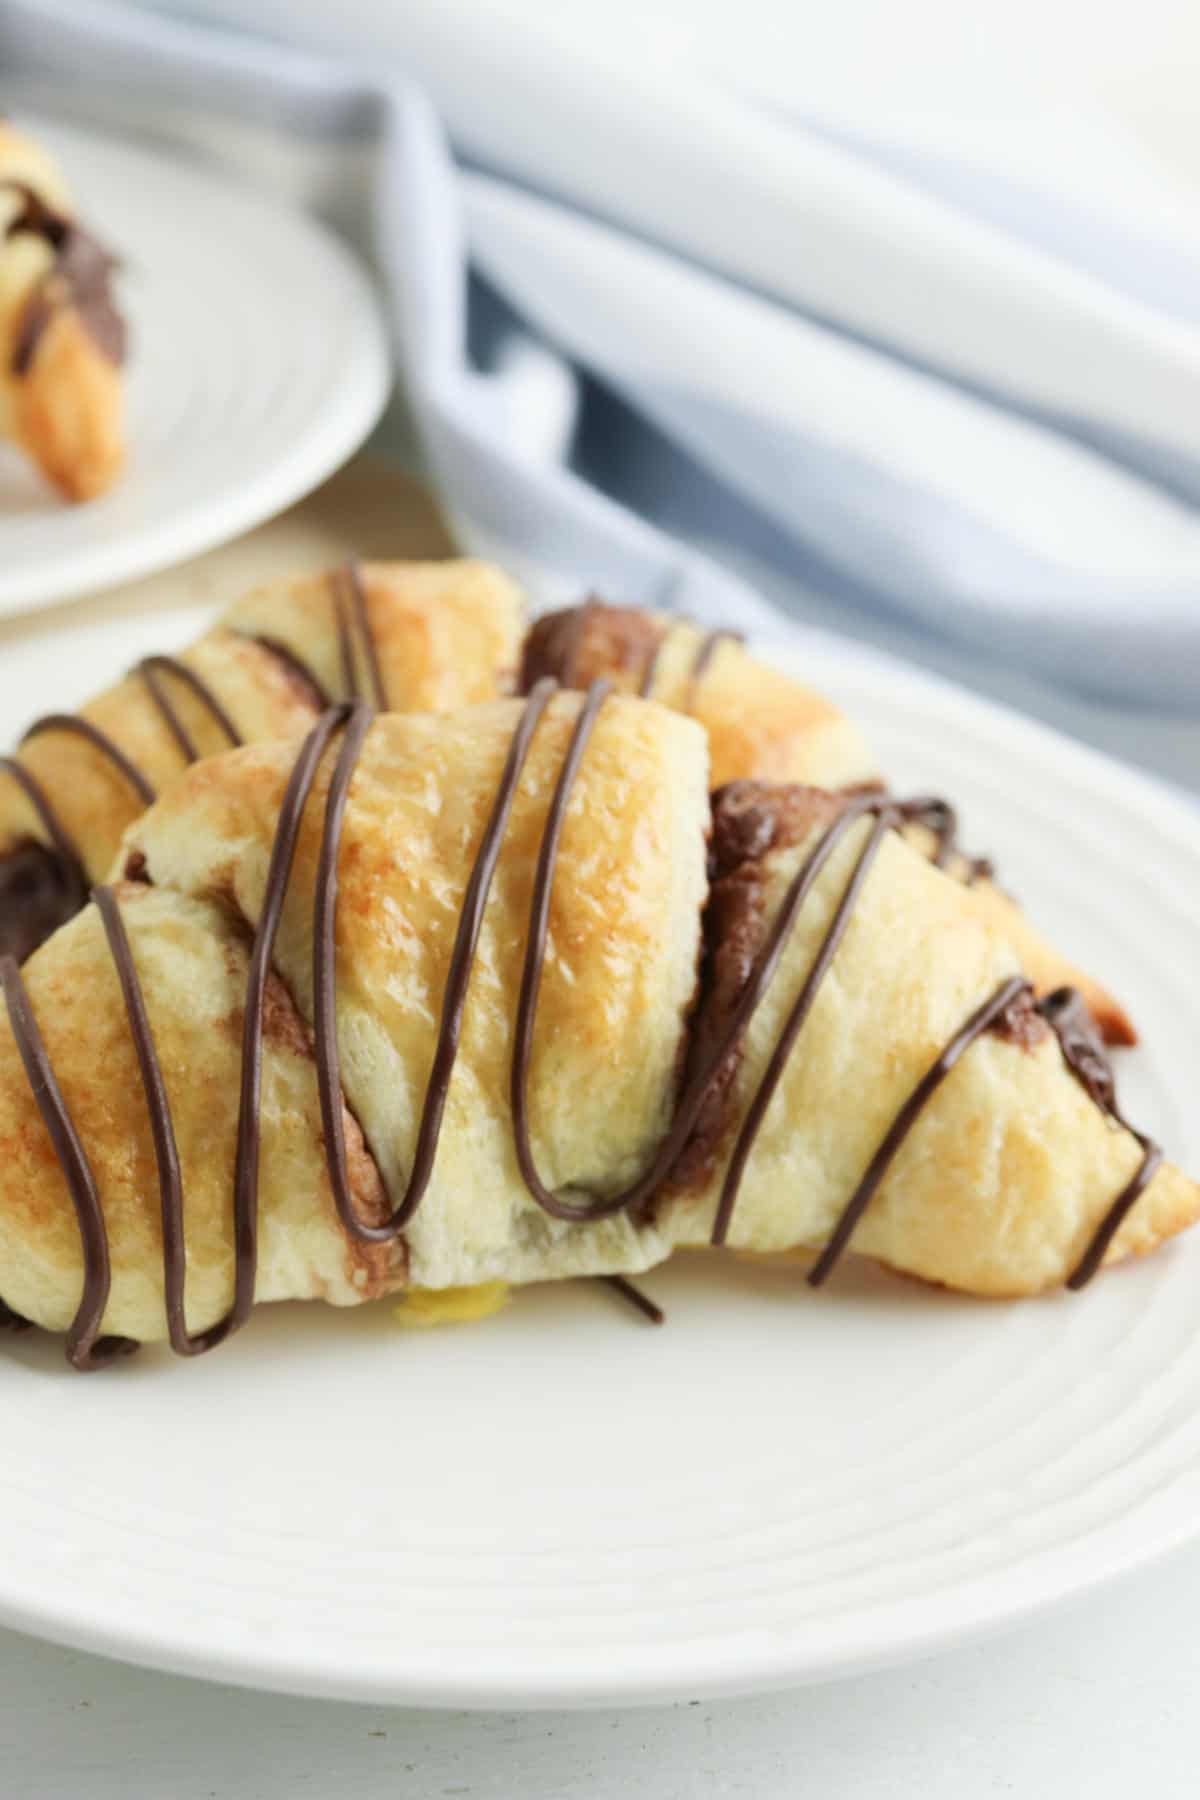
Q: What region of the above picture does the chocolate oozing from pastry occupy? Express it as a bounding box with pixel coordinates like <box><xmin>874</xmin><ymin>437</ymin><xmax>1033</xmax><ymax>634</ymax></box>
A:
<box><xmin>519</xmin><ymin>600</ymin><xmax>654</xmax><ymax>692</ymax></box>
<box><xmin>520</xmin><ymin>598</ymin><xmax>743</xmax><ymax>710</ymax></box>
<box><xmin>0</xmin><ymin>840</ymin><xmax>81</xmax><ymax>964</ymax></box>
<box><xmin>0</xmin><ymin>688</ymin><xmax>1162</xmax><ymax>1366</ymax></box>
<box><xmin>3</xmin><ymin>180</ymin><xmax>126</xmax><ymax>373</ymax></box>
<box><xmin>0</xmin><ymin>564</ymin><xmax>380</xmax><ymax>967</ymax></box>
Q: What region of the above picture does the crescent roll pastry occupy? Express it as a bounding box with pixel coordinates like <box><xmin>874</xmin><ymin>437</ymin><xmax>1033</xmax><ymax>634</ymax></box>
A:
<box><xmin>0</xmin><ymin>123</ymin><xmax>126</xmax><ymax>500</ymax></box>
<box><xmin>0</xmin><ymin>559</ymin><xmax>525</xmax><ymax>965</ymax></box>
<box><xmin>523</xmin><ymin>598</ymin><xmax>1133</xmax><ymax>1045</ymax></box>
<box><xmin>0</xmin><ymin>689</ymin><xmax>1192</xmax><ymax>1367</ymax></box>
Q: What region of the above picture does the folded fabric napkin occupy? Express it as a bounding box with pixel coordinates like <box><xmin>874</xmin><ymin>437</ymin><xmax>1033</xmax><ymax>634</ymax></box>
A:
<box><xmin>2</xmin><ymin>0</ymin><xmax>1198</xmax><ymax>786</ymax></box>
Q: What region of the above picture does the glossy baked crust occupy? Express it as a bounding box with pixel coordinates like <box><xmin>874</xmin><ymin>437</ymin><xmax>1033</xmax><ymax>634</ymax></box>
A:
<box><xmin>0</xmin><ymin>123</ymin><xmax>124</xmax><ymax>501</ymax></box>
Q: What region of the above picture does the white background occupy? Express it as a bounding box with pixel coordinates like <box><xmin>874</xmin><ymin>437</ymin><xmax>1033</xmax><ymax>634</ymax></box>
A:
<box><xmin>6</xmin><ymin>3</ymin><xmax>1200</xmax><ymax>1792</ymax></box>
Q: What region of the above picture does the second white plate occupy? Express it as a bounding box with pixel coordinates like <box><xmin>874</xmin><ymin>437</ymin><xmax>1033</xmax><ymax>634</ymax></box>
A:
<box><xmin>0</xmin><ymin>114</ymin><xmax>390</xmax><ymax>615</ymax></box>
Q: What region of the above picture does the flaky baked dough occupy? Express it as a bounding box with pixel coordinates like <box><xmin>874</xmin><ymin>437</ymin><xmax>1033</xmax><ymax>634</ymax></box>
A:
<box><xmin>524</xmin><ymin>599</ymin><xmax>1133</xmax><ymax>1044</ymax></box>
<box><xmin>0</xmin><ymin>123</ymin><xmax>124</xmax><ymax>501</ymax></box>
<box><xmin>663</xmin><ymin>789</ymin><xmax>1196</xmax><ymax>1295</ymax></box>
<box><xmin>0</xmin><ymin>559</ymin><xmax>525</xmax><ymax>959</ymax></box>
<box><xmin>0</xmin><ymin>699</ymin><xmax>1192</xmax><ymax>1348</ymax></box>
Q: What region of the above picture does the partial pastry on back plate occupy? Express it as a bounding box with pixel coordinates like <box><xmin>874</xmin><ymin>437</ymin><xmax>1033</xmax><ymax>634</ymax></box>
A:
<box><xmin>0</xmin><ymin>559</ymin><xmax>525</xmax><ymax>964</ymax></box>
<box><xmin>0</xmin><ymin>121</ymin><xmax>126</xmax><ymax>500</ymax></box>
<box><xmin>0</xmin><ymin>688</ymin><xmax>1191</xmax><ymax>1368</ymax></box>
<box><xmin>523</xmin><ymin>598</ymin><xmax>1135</xmax><ymax>1044</ymax></box>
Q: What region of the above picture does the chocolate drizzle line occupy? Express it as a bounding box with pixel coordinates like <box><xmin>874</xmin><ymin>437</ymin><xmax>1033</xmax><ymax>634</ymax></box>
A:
<box><xmin>248</xmin><ymin>636</ymin><xmax>332</xmax><ymax>711</ymax></box>
<box><xmin>0</xmin><ymin>955</ymin><xmax>134</xmax><ymax>1370</ymax></box>
<box><xmin>134</xmin><ymin>657</ymin><xmax>243</xmax><ymax>764</ymax></box>
<box><xmin>93</xmin><ymin>886</ymin><xmax>215</xmax><ymax>1357</ymax></box>
<box><xmin>806</xmin><ymin>977</ymin><xmax>1031</xmax><ymax>1285</ymax></box>
<box><xmin>601</xmin><ymin>1275</ymin><xmax>664</xmax><ymax>1325</ymax></box>
<box><xmin>1040</xmin><ymin>986</ymin><xmax>1163</xmax><ymax>1289</ymax></box>
<box><xmin>12</xmin><ymin>655</ymin><xmax>245</xmax><ymax>829</ymax></box>
<box><xmin>634</xmin><ymin>623</ymin><xmax>747</xmax><ymax>709</ymax></box>
<box><xmin>682</xmin><ymin>629</ymin><xmax>745</xmax><ymax>710</ymax></box>
<box><xmin>21</xmin><ymin>714</ymin><xmax>155</xmax><ymax>806</ymax></box>
<box><xmin>330</xmin><ymin>564</ymin><xmax>389</xmax><ymax>713</ymax></box>
<box><xmin>0</xmin><ymin>690</ymin><xmax>1163</xmax><ymax>1366</ymax></box>
<box><xmin>0</xmin><ymin>583</ymin><xmax>385</xmax><ymax>961</ymax></box>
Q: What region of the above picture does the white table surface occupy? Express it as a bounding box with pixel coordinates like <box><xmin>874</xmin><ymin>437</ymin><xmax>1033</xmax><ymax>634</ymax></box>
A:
<box><xmin>6</xmin><ymin>1542</ymin><xmax>1197</xmax><ymax>1797</ymax></box>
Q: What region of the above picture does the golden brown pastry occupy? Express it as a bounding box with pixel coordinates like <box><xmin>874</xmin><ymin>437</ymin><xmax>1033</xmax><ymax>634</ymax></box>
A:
<box><xmin>523</xmin><ymin>598</ymin><xmax>1134</xmax><ymax>1044</ymax></box>
<box><xmin>0</xmin><ymin>559</ymin><xmax>525</xmax><ymax>964</ymax></box>
<box><xmin>0</xmin><ymin>123</ymin><xmax>125</xmax><ymax>500</ymax></box>
<box><xmin>0</xmin><ymin>689</ymin><xmax>1191</xmax><ymax>1366</ymax></box>
<box><xmin>522</xmin><ymin>598</ymin><xmax>879</xmax><ymax>791</ymax></box>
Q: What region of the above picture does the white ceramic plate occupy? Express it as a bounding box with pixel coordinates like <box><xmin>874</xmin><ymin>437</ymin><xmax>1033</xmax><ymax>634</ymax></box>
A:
<box><xmin>0</xmin><ymin>608</ymin><xmax>1198</xmax><ymax>1709</ymax></box>
<box><xmin>0</xmin><ymin>116</ymin><xmax>389</xmax><ymax>616</ymax></box>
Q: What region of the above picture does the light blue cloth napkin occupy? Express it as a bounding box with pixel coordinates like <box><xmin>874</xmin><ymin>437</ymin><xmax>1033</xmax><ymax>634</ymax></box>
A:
<box><xmin>2</xmin><ymin>0</ymin><xmax>1198</xmax><ymax>792</ymax></box>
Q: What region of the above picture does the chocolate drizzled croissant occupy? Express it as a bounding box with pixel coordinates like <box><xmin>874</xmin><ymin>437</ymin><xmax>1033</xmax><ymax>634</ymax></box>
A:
<box><xmin>0</xmin><ymin>693</ymin><xmax>1191</xmax><ymax>1366</ymax></box>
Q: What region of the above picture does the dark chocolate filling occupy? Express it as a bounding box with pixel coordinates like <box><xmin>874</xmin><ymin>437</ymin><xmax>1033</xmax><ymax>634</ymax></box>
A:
<box><xmin>520</xmin><ymin>598</ymin><xmax>744</xmax><ymax>714</ymax></box>
<box><xmin>0</xmin><ymin>840</ymin><xmax>81</xmax><ymax>964</ymax></box>
<box><xmin>0</xmin><ymin>686</ymin><xmax>1159</xmax><ymax>1367</ymax></box>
